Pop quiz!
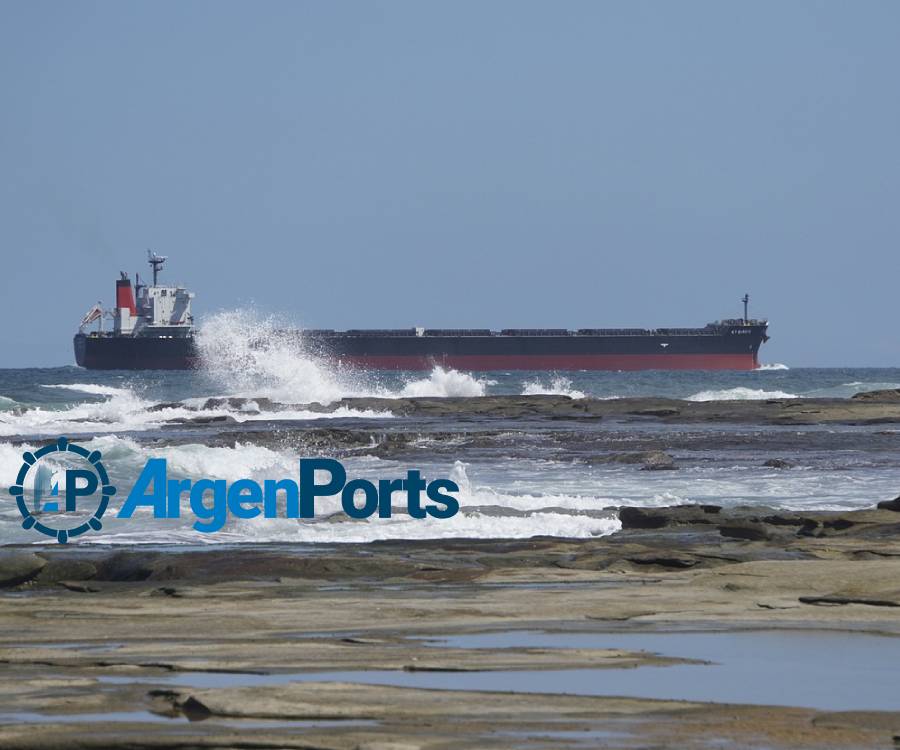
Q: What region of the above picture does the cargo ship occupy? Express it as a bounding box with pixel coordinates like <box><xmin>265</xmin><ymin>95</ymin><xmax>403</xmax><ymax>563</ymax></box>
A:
<box><xmin>74</xmin><ymin>254</ymin><xmax>770</xmax><ymax>371</ymax></box>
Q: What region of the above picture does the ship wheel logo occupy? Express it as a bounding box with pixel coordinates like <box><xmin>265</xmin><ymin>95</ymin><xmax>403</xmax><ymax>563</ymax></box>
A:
<box><xmin>8</xmin><ymin>437</ymin><xmax>115</xmax><ymax>543</ymax></box>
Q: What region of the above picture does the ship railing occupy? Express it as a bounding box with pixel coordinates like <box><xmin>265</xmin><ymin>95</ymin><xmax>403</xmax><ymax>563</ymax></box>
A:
<box><xmin>424</xmin><ymin>329</ymin><xmax>493</xmax><ymax>336</ymax></box>
<box><xmin>500</xmin><ymin>329</ymin><xmax>572</xmax><ymax>336</ymax></box>
<box><xmin>344</xmin><ymin>329</ymin><xmax>418</xmax><ymax>337</ymax></box>
<box><xmin>713</xmin><ymin>319</ymin><xmax>768</xmax><ymax>326</ymax></box>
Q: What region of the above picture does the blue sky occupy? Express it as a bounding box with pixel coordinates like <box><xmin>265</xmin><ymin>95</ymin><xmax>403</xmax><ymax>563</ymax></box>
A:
<box><xmin>2</xmin><ymin>1</ymin><xmax>898</xmax><ymax>366</ymax></box>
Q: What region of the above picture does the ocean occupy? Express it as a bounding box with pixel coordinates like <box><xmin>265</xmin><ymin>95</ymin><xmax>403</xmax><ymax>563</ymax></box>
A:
<box><xmin>1</xmin><ymin>316</ymin><xmax>898</xmax><ymax>546</ymax></box>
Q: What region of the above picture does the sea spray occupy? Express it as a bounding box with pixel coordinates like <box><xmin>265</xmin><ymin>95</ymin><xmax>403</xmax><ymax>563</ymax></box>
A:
<box><xmin>196</xmin><ymin>310</ymin><xmax>368</xmax><ymax>404</ymax></box>
<box><xmin>399</xmin><ymin>367</ymin><xmax>495</xmax><ymax>398</ymax></box>
<box><xmin>196</xmin><ymin>310</ymin><xmax>496</xmax><ymax>403</ymax></box>
<box><xmin>521</xmin><ymin>376</ymin><xmax>586</xmax><ymax>399</ymax></box>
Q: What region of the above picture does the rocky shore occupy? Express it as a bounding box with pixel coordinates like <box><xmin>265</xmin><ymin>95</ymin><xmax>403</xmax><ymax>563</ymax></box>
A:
<box><xmin>148</xmin><ymin>388</ymin><xmax>900</xmax><ymax>428</ymax></box>
<box><xmin>2</xmin><ymin>499</ymin><xmax>900</xmax><ymax>749</ymax></box>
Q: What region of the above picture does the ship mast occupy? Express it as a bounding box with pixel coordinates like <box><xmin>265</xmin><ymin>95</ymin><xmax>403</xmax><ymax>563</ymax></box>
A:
<box><xmin>147</xmin><ymin>249</ymin><xmax>167</xmax><ymax>286</ymax></box>
<box><xmin>742</xmin><ymin>293</ymin><xmax>750</xmax><ymax>324</ymax></box>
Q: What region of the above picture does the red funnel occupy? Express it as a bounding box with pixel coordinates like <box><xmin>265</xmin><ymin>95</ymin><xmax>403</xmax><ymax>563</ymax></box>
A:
<box><xmin>116</xmin><ymin>278</ymin><xmax>137</xmax><ymax>314</ymax></box>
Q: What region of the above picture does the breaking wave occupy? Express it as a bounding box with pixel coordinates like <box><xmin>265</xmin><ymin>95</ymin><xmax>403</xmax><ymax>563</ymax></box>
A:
<box><xmin>0</xmin><ymin>310</ymin><xmax>510</xmax><ymax>437</ymax></box>
<box><xmin>196</xmin><ymin>310</ymin><xmax>370</xmax><ymax>405</ymax></box>
<box><xmin>0</xmin><ymin>396</ymin><xmax>19</xmax><ymax>412</ymax></box>
<box><xmin>686</xmin><ymin>387</ymin><xmax>799</xmax><ymax>401</ymax></box>
<box><xmin>399</xmin><ymin>368</ymin><xmax>494</xmax><ymax>398</ymax></box>
<box><xmin>197</xmin><ymin>310</ymin><xmax>496</xmax><ymax>402</ymax></box>
<box><xmin>0</xmin><ymin>438</ymin><xmax>621</xmax><ymax>544</ymax></box>
<box><xmin>0</xmin><ymin>382</ymin><xmax>391</xmax><ymax>439</ymax></box>
<box><xmin>802</xmin><ymin>381</ymin><xmax>900</xmax><ymax>399</ymax></box>
<box><xmin>42</xmin><ymin>383</ymin><xmax>133</xmax><ymax>397</ymax></box>
<box><xmin>521</xmin><ymin>376</ymin><xmax>586</xmax><ymax>399</ymax></box>
<box><xmin>757</xmin><ymin>363</ymin><xmax>790</xmax><ymax>371</ymax></box>
<box><xmin>3</xmin><ymin>432</ymin><xmax>898</xmax><ymax>545</ymax></box>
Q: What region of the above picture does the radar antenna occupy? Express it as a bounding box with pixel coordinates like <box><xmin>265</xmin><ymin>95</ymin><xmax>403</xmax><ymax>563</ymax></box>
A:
<box><xmin>742</xmin><ymin>293</ymin><xmax>750</xmax><ymax>324</ymax></box>
<box><xmin>147</xmin><ymin>249</ymin><xmax>167</xmax><ymax>286</ymax></box>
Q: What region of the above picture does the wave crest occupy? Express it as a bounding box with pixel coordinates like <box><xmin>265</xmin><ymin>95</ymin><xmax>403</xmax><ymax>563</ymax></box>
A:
<box><xmin>521</xmin><ymin>376</ymin><xmax>586</xmax><ymax>399</ymax></box>
<box><xmin>686</xmin><ymin>387</ymin><xmax>799</xmax><ymax>402</ymax></box>
<box><xmin>196</xmin><ymin>310</ymin><xmax>369</xmax><ymax>405</ymax></box>
<box><xmin>399</xmin><ymin>367</ymin><xmax>494</xmax><ymax>398</ymax></box>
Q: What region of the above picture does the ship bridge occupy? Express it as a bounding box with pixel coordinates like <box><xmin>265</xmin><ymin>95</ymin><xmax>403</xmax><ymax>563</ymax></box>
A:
<box><xmin>113</xmin><ymin>252</ymin><xmax>194</xmax><ymax>337</ymax></box>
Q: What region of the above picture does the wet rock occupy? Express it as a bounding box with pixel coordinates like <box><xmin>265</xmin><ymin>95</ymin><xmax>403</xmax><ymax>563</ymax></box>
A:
<box><xmin>851</xmin><ymin>388</ymin><xmax>900</xmax><ymax>402</ymax></box>
<box><xmin>763</xmin><ymin>458</ymin><xmax>795</xmax><ymax>469</ymax></box>
<box><xmin>146</xmin><ymin>400</ymin><xmax>185</xmax><ymax>412</ymax></box>
<box><xmin>628</xmin><ymin>407</ymin><xmax>681</xmax><ymax>417</ymax></box>
<box><xmin>718</xmin><ymin>523</ymin><xmax>771</xmax><ymax>542</ymax></box>
<box><xmin>640</xmin><ymin>451</ymin><xmax>678</xmax><ymax>470</ymax></box>
<box><xmin>799</xmin><ymin>595</ymin><xmax>900</xmax><ymax>608</ymax></box>
<box><xmin>797</xmin><ymin>519</ymin><xmax>821</xmax><ymax>536</ymax></box>
<box><xmin>823</xmin><ymin>518</ymin><xmax>855</xmax><ymax>531</ymax></box>
<box><xmin>59</xmin><ymin>580</ymin><xmax>101</xmax><ymax>593</ymax></box>
<box><xmin>593</xmin><ymin>451</ymin><xmax>677</xmax><ymax>470</ymax></box>
<box><xmin>619</xmin><ymin>505</ymin><xmax>721</xmax><ymax>529</ymax></box>
<box><xmin>167</xmin><ymin>414</ymin><xmax>238</xmax><ymax>426</ymax></box>
<box><xmin>36</xmin><ymin>559</ymin><xmax>97</xmax><ymax>584</ymax></box>
<box><xmin>200</xmin><ymin>396</ymin><xmax>280</xmax><ymax>412</ymax></box>
<box><xmin>150</xmin><ymin>586</ymin><xmax>184</xmax><ymax>597</ymax></box>
<box><xmin>141</xmin><ymin>393</ymin><xmax>900</xmax><ymax>426</ymax></box>
<box><xmin>619</xmin><ymin>507</ymin><xmax>669</xmax><ymax>529</ymax></box>
<box><xmin>625</xmin><ymin>554</ymin><xmax>698</xmax><ymax>569</ymax></box>
<box><xmin>877</xmin><ymin>496</ymin><xmax>900</xmax><ymax>512</ymax></box>
<box><xmin>93</xmin><ymin>551</ymin><xmax>158</xmax><ymax>581</ymax></box>
<box><xmin>0</xmin><ymin>552</ymin><xmax>47</xmax><ymax>587</ymax></box>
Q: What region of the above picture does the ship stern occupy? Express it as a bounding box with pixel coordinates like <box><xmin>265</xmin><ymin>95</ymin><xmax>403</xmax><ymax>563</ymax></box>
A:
<box><xmin>73</xmin><ymin>333</ymin><xmax>87</xmax><ymax>367</ymax></box>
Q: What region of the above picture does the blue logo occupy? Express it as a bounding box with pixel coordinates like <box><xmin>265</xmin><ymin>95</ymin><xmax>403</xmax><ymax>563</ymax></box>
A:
<box><xmin>8</xmin><ymin>439</ymin><xmax>459</xmax><ymax>542</ymax></box>
<box><xmin>8</xmin><ymin>437</ymin><xmax>115</xmax><ymax>543</ymax></box>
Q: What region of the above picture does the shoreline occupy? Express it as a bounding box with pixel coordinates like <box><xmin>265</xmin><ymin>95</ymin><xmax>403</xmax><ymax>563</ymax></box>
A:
<box><xmin>3</xmin><ymin>391</ymin><xmax>900</xmax><ymax>747</ymax></box>
<box><xmin>149</xmin><ymin>389</ymin><xmax>900</xmax><ymax>427</ymax></box>
<box><xmin>3</xmin><ymin>501</ymin><xmax>900</xmax><ymax>748</ymax></box>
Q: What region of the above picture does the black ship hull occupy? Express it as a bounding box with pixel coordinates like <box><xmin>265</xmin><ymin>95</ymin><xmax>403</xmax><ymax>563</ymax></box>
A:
<box><xmin>74</xmin><ymin>334</ymin><xmax>199</xmax><ymax>370</ymax></box>
<box><xmin>75</xmin><ymin>323</ymin><xmax>768</xmax><ymax>371</ymax></box>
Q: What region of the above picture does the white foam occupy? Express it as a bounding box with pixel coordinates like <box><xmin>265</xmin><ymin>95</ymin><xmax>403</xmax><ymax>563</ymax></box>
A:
<box><xmin>197</xmin><ymin>309</ymin><xmax>495</xmax><ymax>404</ymax></box>
<box><xmin>0</xmin><ymin>441</ymin><xmax>31</xmax><ymax>487</ymax></box>
<box><xmin>521</xmin><ymin>376</ymin><xmax>586</xmax><ymax>399</ymax></box>
<box><xmin>196</xmin><ymin>310</ymin><xmax>370</xmax><ymax>405</ymax></box>
<box><xmin>0</xmin><ymin>439</ymin><xmax>623</xmax><ymax>544</ymax></box>
<box><xmin>843</xmin><ymin>381</ymin><xmax>900</xmax><ymax>392</ymax></box>
<box><xmin>42</xmin><ymin>383</ymin><xmax>133</xmax><ymax>397</ymax></box>
<box><xmin>686</xmin><ymin>387</ymin><xmax>799</xmax><ymax>402</ymax></box>
<box><xmin>0</xmin><ymin>386</ymin><xmax>158</xmax><ymax>437</ymax></box>
<box><xmin>152</xmin><ymin>442</ymin><xmax>297</xmax><ymax>482</ymax></box>
<box><xmin>399</xmin><ymin>367</ymin><xmax>494</xmax><ymax>398</ymax></box>
<box><xmin>243</xmin><ymin>406</ymin><xmax>394</xmax><ymax>421</ymax></box>
<box><xmin>757</xmin><ymin>363</ymin><xmax>790</xmax><ymax>371</ymax></box>
<box><xmin>4</xmin><ymin>436</ymin><xmax>898</xmax><ymax>545</ymax></box>
<box><xmin>0</xmin><ymin>383</ymin><xmax>391</xmax><ymax>439</ymax></box>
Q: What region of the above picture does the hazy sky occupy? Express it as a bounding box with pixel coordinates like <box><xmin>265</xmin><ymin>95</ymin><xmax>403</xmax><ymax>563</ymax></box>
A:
<box><xmin>2</xmin><ymin>1</ymin><xmax>898</xmax><ymax>367</ymax></box>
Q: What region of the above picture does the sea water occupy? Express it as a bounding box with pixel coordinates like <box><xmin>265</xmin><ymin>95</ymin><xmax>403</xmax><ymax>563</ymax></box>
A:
<box><xmin>1</xmin><ymin>310</ymin><xmax>898</xmax><ymax>545</ymax></box>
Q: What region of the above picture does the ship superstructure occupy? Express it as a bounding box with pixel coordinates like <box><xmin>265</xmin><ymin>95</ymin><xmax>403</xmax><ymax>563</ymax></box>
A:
<box><xmin>74</xmin><ymin>252</ymin><xmax>198</xmax><ymax>369</ymax></box>
<box><xmin>113</xmin><ymin>252</ymin><xmax>194</xmax><ymax>338</ymax></box>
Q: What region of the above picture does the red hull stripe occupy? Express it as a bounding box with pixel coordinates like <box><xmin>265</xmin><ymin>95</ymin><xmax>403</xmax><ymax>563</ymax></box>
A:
<box><xmin>334</xmin><ymin>353</ymin><xmax>759</xmax><ymax>371</ymax></box>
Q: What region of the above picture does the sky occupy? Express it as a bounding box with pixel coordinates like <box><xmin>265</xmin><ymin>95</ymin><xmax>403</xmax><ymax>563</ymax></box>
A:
<box><xmin>1</xmin><ymin>1</ymin><xmax>898</xmax><ymax>367</ymax></box>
